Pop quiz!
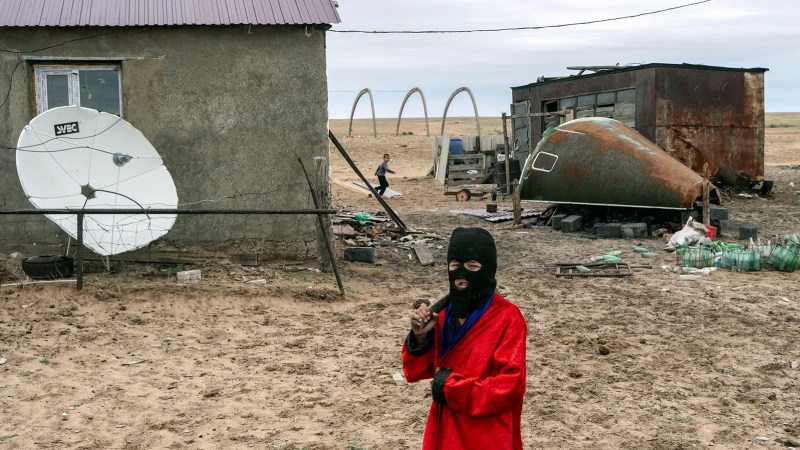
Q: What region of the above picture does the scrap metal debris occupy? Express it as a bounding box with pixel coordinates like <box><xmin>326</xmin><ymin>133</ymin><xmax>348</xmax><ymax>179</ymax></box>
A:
<box><xmin>555</xmin><ymin>262</ymin><xmax>633</xmax><ymax>277</ymax></box>
<box><xmin>519</xmin><ymin>117</ymin><xmax>722</xmax><ymax>209</ymax></box>
<box><xmin>449</xmin><ymin>208</ymin><xmax>540</xmax><ymax>223</ymax></box>
<box><xmin>333</xmin><ymin>209</ymin><xmax>445</xmax><ymax>253</ymax></box>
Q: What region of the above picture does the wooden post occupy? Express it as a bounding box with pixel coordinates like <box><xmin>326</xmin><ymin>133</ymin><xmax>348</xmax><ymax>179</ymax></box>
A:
<box><xmin>502</xmin><ymin>113</ymin><xmax>511</xmax><ymax>195</ymax></box>
<box><xmin>298</xmin><ymin>158</ymin><xmax>346</xmax><ymax>296</ymax></box>
<box><xmin>512</xmin><ymin>179</ymin><xmax>521</xmax><ymax>225</ymax></box>
<box><xmin>314</xmin><ymin>156</ymin><xmax>333</xmax><ymax>273</ymax></box>
<box><xmin>702</xmin><ymin>163</ymin><xmax>710</xmax><ymax>226</ymax></box>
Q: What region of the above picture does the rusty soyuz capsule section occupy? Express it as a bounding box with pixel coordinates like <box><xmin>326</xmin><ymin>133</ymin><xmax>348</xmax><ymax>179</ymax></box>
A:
<box><xmin>519</xmin><ymin>117</ymin><xmax>720</xmax><ymax>209</ymax></box>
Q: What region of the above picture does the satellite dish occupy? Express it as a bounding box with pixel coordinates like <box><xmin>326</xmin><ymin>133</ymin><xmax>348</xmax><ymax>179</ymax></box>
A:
<box><xmin>15</xmin><ymin>105</ymin><xmax>178</xmax><ymax>256</ymax></box>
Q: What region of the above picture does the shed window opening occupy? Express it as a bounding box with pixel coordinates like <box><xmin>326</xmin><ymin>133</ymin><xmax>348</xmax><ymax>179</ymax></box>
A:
<box><xmin>34</xmin><ymin>64</ymin><xmax>122</xmax><ymax>116</ymax></box>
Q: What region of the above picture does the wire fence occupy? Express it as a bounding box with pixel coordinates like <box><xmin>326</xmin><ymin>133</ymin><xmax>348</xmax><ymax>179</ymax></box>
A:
<box><xmin>0</xmin><ymin>208</ymin><xmax>336</xmax><ymax>289</ymax></box>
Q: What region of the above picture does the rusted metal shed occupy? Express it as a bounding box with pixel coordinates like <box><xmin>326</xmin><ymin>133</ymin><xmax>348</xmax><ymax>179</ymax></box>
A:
<box><xmin>510</xmin><ymin>63</ymin><xmax>768</xmax><ymax>181</ymax></box>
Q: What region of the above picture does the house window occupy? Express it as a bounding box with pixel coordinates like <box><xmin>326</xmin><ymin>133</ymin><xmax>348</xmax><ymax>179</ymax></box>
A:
<box><xmin>34</xmin><ymin>64</ymin><xmax>122</xmax><ymax>116</ymax></box>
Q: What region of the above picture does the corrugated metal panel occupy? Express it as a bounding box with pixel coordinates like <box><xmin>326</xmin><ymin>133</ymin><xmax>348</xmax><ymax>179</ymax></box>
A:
<box><xmin>0</xmin><ymin>0</ymin><xmax>340</xmax><ymax>26</ymax></box>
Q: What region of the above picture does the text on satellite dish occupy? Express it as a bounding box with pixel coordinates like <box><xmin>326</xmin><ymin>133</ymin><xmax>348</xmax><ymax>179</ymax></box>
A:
<box><xmin>54</xmin><ymin>122</ymin><xmax>80</xmax><ymax>136</ymax></box>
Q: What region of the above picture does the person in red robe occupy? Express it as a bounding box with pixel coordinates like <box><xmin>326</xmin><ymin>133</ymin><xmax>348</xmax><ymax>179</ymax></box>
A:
<box><xmin>402</xmin><ymin>227</ymin><xmax>527</xmax><ymax>450</ymax></box>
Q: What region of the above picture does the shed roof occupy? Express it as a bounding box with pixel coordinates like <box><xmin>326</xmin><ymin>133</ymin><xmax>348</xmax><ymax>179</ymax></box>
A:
<box><xmin>512</xmin><ymin>63</ymin><xmax>768</xmax><ymax>90</ymax></box>
<box><xmin>0</xmin><ymin>0</ymin><xmax>341</xmax><ymax>27</ymax></box>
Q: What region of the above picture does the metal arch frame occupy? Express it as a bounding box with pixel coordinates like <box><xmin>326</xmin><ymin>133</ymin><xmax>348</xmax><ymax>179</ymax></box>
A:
<box><xmin>395</xmin><ymin>87</ymin><xmax>430</xmax><ymax>136</ymax></box>
<box><xmin>440</xmin><ymin>87</ymin><xmax>481</xmax><ymax>137</ymax></box>
<box><xmin>348</xmin><ymin>88</ymin><xmax>377</xmax><ymax>137</ymax></box>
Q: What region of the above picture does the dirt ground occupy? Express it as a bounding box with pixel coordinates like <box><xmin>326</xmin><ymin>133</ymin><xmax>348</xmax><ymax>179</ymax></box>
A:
<box><xmin>1</xmin><ymin>116</ymin><xmax>799</xmax><ymax>449</ymax></box>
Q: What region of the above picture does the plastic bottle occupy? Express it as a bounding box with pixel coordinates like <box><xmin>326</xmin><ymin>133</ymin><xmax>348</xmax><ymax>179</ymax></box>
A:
<box><xmin>679</xmin><ymin>274</ymin><xmax>701</xmax><ymax>281</ymax></box>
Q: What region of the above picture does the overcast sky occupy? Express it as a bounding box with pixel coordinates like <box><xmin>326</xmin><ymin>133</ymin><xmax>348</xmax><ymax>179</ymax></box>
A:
<box><xmin>325</xmin><ymin>0</ymin><xmax>799</xmax><ymax>119</ymax></box>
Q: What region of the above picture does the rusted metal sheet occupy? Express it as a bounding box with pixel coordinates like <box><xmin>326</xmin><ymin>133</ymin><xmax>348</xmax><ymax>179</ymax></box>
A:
<box><xmin>656</xmin><ymin>126</ymin><xmax>764</xmax><ymax>181</ymax></box>
<box><xmin>519</xmin><ymin>117</ymin><xmax>719</xmax><ymax>209</ymax></box>
<box><xmin>654</xmin><ymin>68</ymin><xmax>765</xmax><ymax>180</ymax></box>
<box><xmin>0</xmin><ymin>0</ymin><xmax>341</xmax><ymax>27</ymax></box>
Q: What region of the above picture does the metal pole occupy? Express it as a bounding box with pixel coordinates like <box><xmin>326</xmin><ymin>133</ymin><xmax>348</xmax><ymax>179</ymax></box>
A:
<box><xmin>502</xmin><ymin>112</ymin><xmax>511</xmax><ymax>194</ymax></box>
<box><xmin>0</xmin><ymin>208</ymin><xmax>337</xmax><ymax>215</ymax></box>
<box><xmin>512</xmin><ymin>179</ymin><xmax>522</xmax><ymax>225</ymax></box>
<box><xmin>76</xmin><ymin>212</ymin><xmax>84</xmax><ymax>290</ymax></box>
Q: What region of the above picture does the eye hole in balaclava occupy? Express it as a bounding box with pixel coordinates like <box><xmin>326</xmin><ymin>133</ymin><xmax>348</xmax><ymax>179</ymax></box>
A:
<box><xmin>446</xmin><ymin>227</ymin><xmax>497</xmax><ymax>318</ymax></box>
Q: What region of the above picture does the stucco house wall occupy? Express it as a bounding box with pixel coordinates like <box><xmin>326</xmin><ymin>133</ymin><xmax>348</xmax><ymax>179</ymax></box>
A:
<box><xmin>0</xmin><ymin>24</ymin><xmax>331</xmax><ymax>258</ymax></box>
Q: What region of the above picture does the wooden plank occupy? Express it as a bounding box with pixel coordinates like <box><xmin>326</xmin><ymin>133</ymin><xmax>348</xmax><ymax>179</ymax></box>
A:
<box><xmin>333</xmin><ymin>178</ymin><xmax>372</xmax><ymax>197</ymax></box>
<box><xmin>436</xmin><ymin>133</ymin><xmax>450</xmax><ymax>185</ymax></box>
<box><xmin>413</xmin><ymin>244</ymin><xmax>435</xmax><ymax>266</ymax></box>
<box><xmin>447</xmin><ymin>164</ymin><xmax>484</xmax><ymax>172</ymax></box>
<box><xmin>314</xmin><ymin>156</ymin><xmax>334</xmax><ymax>274</ymax></box>
<box><xmin>447</xmin><ymin>154</ymin><xmax>484</xmax><ymax>162</ymax></box>
<box><xmin>83</xmin><ymin>250</ymin><xmax>224</xmax><ymax>265</ymax></box>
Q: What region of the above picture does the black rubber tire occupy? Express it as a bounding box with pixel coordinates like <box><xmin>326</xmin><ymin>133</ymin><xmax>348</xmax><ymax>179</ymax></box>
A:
<box><xmin>455</xmin><ymin>189</ymin><xmax>472</xmax><ymax>202</ymax></box>
<box><xmin>21</xmin><ymin>255</ymin><xmax>75</xmax><ymax>280</ymax></box>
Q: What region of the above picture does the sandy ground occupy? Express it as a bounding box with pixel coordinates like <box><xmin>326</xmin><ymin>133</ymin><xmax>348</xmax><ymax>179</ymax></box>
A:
<box><xmin>1</xmin><ymin>116</ymin><xmax>799</xmax><ymax>449</ymax></box>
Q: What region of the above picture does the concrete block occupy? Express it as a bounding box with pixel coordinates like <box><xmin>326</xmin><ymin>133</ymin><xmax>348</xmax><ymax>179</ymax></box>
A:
<box><xmin>551</xmin><ymin>214</ymin><xmax>569</xmax><ymax>230</ymax></box>
<box><xmin>709</xmin><ymin>206</ymin><xmax>729</xmax><ymax>221</ymax></box>
<box><xmin>344</xmin><ymin>247</ymin><xmax>375</xmax><ymax>263</ymax></box>
<box><xmin>560</xmin><ymin>215</ymin><xmax>583</xmax><ymax>233</ymax></box>
<box><xmin>413</xmin><ymin>244</ymin><xmax>435</xmax><ymax>266</ymax></box>
<box><xmin>738</xmin><ymin>226</ymin><xmax>758</xmax><ymax>240</ymax></box>
<box><xmin>621</xmin><ymin>223</ymin><xmax>648</xmax><ymax>238</ymax></box>
<box><xmin>177</xmin><ymin>269</ymin><xmax>201</xmax><ymax>283</ymax></box>
<box><xmin>594</xmin><ymin>223</ymin><xmax>622</xmax><ymax>238</ymax></box>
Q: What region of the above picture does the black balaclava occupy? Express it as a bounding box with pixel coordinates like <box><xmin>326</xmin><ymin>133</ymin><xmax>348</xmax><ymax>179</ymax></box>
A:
<box><xmin>446</xmin><ymin>227</ymin><xmax>497</xmax><ymax>318</ymax></box>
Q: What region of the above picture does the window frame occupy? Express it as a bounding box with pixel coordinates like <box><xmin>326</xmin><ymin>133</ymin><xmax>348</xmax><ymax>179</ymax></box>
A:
<box><xmin>33</xmin><ymin>63</ymin><xmax>123</xmax><ymax>117</ymax></box>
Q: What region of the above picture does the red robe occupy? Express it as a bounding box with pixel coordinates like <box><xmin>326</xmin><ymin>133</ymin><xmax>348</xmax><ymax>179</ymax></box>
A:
<box><xmin>402</xmin><ymin>293</ymin><xmax>527</xmax><ymax>450</ymax></box>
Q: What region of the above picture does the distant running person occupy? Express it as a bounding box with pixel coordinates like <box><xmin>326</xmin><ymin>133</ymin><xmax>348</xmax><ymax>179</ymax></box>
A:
<box><xmin>374</xmin><ymin>153</ymin><xmax>396</xmax><ymax>196</ymax></box>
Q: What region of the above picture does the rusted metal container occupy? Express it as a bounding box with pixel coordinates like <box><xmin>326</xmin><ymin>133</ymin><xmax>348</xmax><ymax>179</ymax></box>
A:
<box><xmin>511</xmin><ymin>64</ymin><xmax>767</xmax><ymax>181</ymax></box>
<box><xmin>519</xmin><ymin>117</ymin><xmax>719</xmax><ymax>209</ymax></box>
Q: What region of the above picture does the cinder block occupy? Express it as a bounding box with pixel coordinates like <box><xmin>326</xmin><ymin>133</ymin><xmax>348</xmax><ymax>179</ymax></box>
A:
<box><xmin>709</xmin><ymin>206</ymin><xmax>729</xmax><ymax>221</ymax></box>
<box><xmin>344</xmin><ymin>247</ymin><xmax>375</xmax><ymax>263</ymax></box>
<box><xmin>551</xmin><ymin>214</ymin><xmax>569</xmax><ymax>230</ymax></box>
<box><xmin>594</xmin><ymin>223</ymin><xmax>622</xmax><ymax>238</ymax></box>
<box><xmin>177</xmin><ymin>269</ymin><xmax>201</xmax><ymax>283</ymax></box>
<box><xmin>560</xmin><ymin>215</ymin><xmax>583</xmax><ymax>233</ymax></box>
<box><xmin>621</xmin><ymin>223</ymin><xmax>648</xmax><ymax>238</ymax></box>
<box><xmin>738</xmin><ymin>226</ymin><xmax>758</xmax><ymax>240</ymax></box>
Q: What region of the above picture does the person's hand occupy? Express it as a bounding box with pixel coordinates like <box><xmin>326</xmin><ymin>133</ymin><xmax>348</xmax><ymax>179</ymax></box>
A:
<box><xmin>410</xmin><ymin>303</ymin><xmax>437</xmax><ymax>343</ymax></box>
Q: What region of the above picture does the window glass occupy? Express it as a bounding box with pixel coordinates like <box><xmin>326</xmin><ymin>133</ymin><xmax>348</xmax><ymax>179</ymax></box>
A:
<box><xmin>532</xmin><ymin>152</ymin><xmax>558</xmax><ymax>172</ymax></box>
<box><xmin>34</xmin><ymin>64</ymin><xmax>121</xmax><ymax>116</ymax></box>
<box><xmin>80</xmin><ymin>70</ymin><xmax>120</xmax><ymax>116</ymax></box>
<box><xmin>559</xmin><ymin>97</ymin><xmax>576</xmax><ymax>109</ymax></box>
<box><xmin>597</xmin><ymin>92</ymin><xmax>616</xmax><ymax>105</ymax></box>
<box><xmin>577</xmin><ymin>94</ymin><xmax>595</xmax><ymax>106</ymax></box>
<box><xmin>46</xmin><ymin>74</ymin><xmax>70</xmax><ymax>108</ymax></box>
<box><xmin>616</xmin><ymin>88</ymin><xmax>636</xmax><ymax>103</ymax></box>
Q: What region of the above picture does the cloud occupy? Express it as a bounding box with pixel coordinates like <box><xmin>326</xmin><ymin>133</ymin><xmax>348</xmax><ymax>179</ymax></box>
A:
<box><xmin>327</xmin><ymin>0</ymin><xmax>800</xmax><ymax>118</ymax></box>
